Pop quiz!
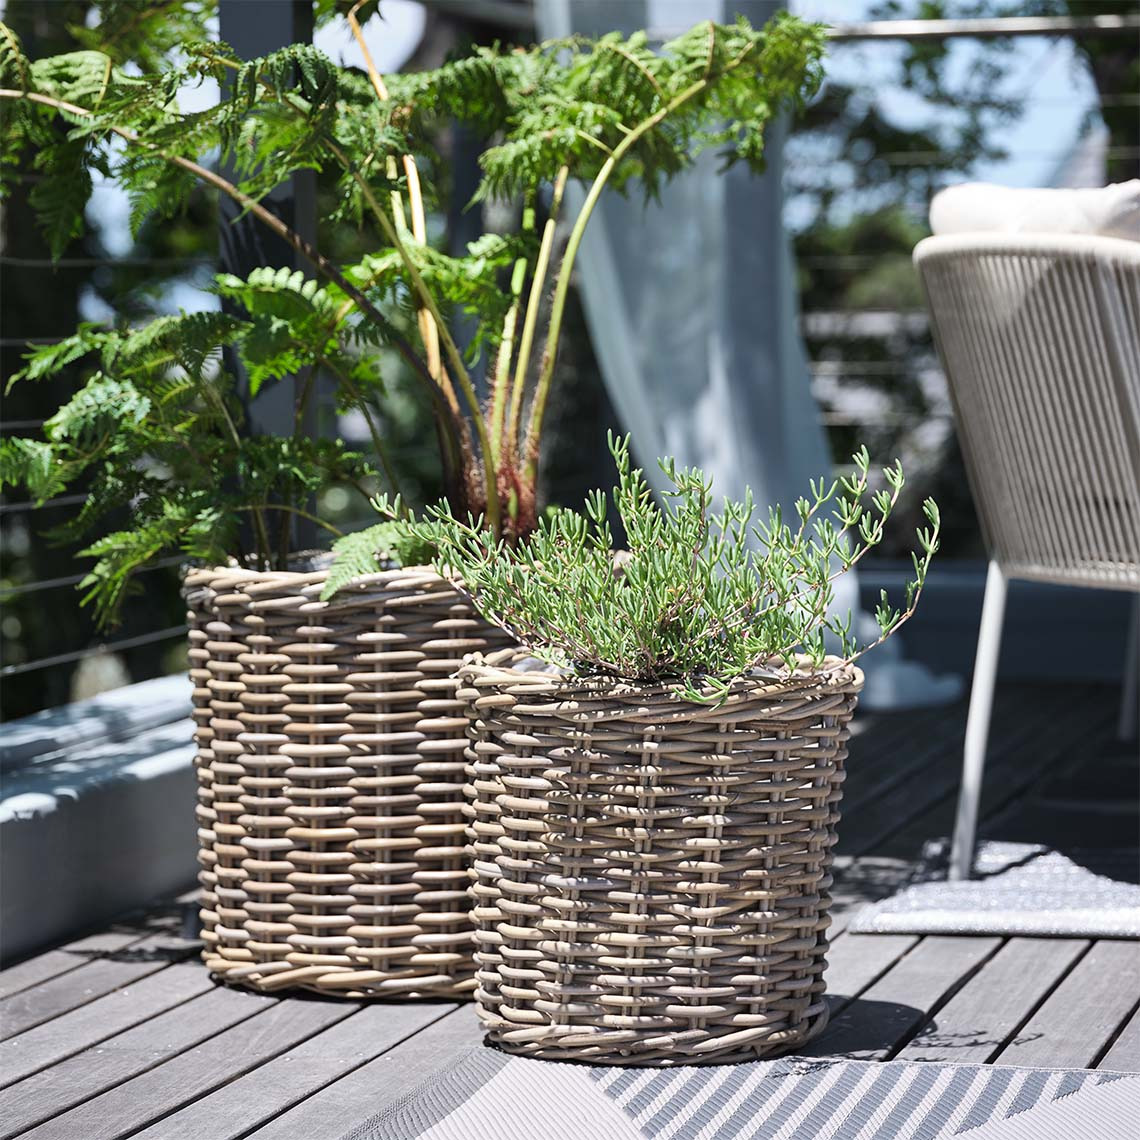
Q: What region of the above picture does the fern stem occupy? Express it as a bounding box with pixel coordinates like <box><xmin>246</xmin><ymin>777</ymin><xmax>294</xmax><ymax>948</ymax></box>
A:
<box><xmin>238</xmin><ymin>503</ymin><xmax>345</xmax><ymax>539</ymax></box>
<box><xmin>337</xmin><ymin>153</ymin><xmax>500</xmax><ymax>534</ymax></box>
<box><xmin>333</xmin><ymin>151</ymin><xmax>478</xmax><ymax>421</ymax></box>
<box><xmin>509</xmin><ymin>166</ymin><xmax>568</xmax><ymax>464</ymax></box>
<box><xmin>293</xmin><ymin>363</ymin><xmax>316</xmax><ymax>435</ymax></box>
<box><xmin>318</xmin><ymin>354</ymin><xmax>402</xmax><ymax>501</ymax></box>
<box><xmin>347</xmin><ymin>1</ymin><xmax>389</xmax><ymax>99</ymax></box>
<box><xmin>249</xmin><ymin>500</ymin><xmax>274</xmax><ymax>568</ymax></box>
<box><xmin>489</xmin><ymin>192</ymin><xmax>536</xmax><ymax>468</ymax></box>
<box><xmin>489</xmin><ymin>286</ymin><xmax>520</xmax><ymax>473</ymax></box>
<box><xmin>403</xmin><ymin>155</ymin><xmax>451</xmax><ymax>405</ymax></box>
<box><xmin>344</xmin><ymin>3</ymin><xmax>463</xmax><ymax>423</ymax></box>
<box><xmin>522</xmin><ymin>55</ymin><xmax>755</xmax><ymax>486</ymax></box>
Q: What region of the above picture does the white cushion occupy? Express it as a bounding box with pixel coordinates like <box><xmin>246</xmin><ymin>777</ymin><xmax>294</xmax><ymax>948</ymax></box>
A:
<box><xmin>930</xmin><ymin>180</ymin><xmax>1140</xmax><ymax>242</ymax></box>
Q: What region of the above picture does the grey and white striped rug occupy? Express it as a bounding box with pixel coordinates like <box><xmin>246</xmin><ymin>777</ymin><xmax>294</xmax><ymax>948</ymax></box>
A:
<box><xmin>343</xmin><ymin>1048</ymin><xmax>1138</xmax><ymax>1140</ymax></box>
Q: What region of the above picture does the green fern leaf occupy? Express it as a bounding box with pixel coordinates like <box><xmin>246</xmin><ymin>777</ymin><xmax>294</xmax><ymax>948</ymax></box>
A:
<box><xmin>44</xmin><ymin>375</ymin><xmax>151</xmax><ymax>445</ymax></box>
<box><xmin>29</xmin><ymin>138</ymin><xmax>92</xmax><ymax>259</ymax></box>
<box><xmin>0</xmin><ymin>438</ymin><xmax>56</xmax><ymax>498</ymax></box>
<box><xmin>30</xmin><ymin>50</ymin><xmax>117</xmax><ymax>109</ymax></box>
<box><xmin>9</xmin><ymin>324</ymin><xmax>111</xmax><ymax>387</ymax></box>
<box><xmin>0</xmin><ymin>21</ymin><xmax>29</xmax><ymax>88</ymax></box>
<box><xmin>321</xmin><ymin>522</ymin><xmax>436</xmax><ymax>600</ymax></box>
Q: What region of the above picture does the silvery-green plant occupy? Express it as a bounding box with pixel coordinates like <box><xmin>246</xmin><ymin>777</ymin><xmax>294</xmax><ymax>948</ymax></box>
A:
<box><xmin>376</xmin><ymin>434</ymin><xmax>939</xmax><ymax>700</ymax></box>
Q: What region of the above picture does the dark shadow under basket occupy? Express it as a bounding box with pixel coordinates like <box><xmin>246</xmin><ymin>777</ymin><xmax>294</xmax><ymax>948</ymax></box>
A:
<box><xmin>460</xmin><ymin>648</ymin><xmax>864</xmax><ymax>1063</ymax></box>
<box><xmin>185</xmin><ymin>562</ymin><xmax>510</xmax><ymax>998</ymax></box>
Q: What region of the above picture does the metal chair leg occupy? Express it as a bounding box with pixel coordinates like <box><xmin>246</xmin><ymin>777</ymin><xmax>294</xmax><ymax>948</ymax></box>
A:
<box><xmin>949</xmin><ymin>561</ymin><xmax>1007</xmax><ymax>881</ymax></box>
<box><xmin>1118</xmin><ymin>595</ymin><xmax>1138</xmax><ymax>742</ymax></box>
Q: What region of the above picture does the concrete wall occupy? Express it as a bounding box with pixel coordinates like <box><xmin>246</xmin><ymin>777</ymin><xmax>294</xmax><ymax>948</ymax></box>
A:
<box><xmin>1</xmin><ymin>678</ymin><xmax>197</xmax><ymax>963</ymax></box>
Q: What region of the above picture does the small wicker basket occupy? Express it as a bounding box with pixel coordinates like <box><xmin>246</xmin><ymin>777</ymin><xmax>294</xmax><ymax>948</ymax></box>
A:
<box><xmin>185</xmin><ymin>560</ymin><xmax>510</xmax><ymax>998</ymax></box>
<box><xmin>460</xmin><ymin>648</ymin><xmax>863</xmax><ymax>1065</ymax></box>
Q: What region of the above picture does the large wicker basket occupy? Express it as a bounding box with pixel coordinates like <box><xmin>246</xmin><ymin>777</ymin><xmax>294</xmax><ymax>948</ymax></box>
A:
<box><xmin>185</xmin><ymin>561</ymin><xmax>510</xmax><ymax>998</ymax></box>
<box><xmin>460</xmin><ymin>648</ymin><xmax>863</xmax><ymax>1065</ymax></box>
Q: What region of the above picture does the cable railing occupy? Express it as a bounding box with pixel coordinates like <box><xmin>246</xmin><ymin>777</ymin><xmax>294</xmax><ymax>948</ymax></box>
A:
<box><xmin>0</xmin><ymin>626</ymin><xmax>188</xmax><ymax>680</ymax></box>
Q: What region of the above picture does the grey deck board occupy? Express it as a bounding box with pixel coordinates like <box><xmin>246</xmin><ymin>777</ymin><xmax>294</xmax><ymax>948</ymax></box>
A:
<box><xmin>837</xmin><ymin>702</ymin><xmax>963</xmax><ymax>816</ymax></box>
<box><xmin>18</xmin><ymin>996</ymin><xmax>356</xmax><ymax>1140</ymax></box>
<box><xmin>0</xmin><ymin>930</ymin><xmax>197</xmax><ymax>1042</ymax></box>
<box><xmin>1099</xmin><ymin>1004</ymin><xmax>1140</xmax><ymax>1072</ymax></box>
<box><xmin>839</xmin><ymin>687</ymin><xmax>1073</xmax><ymax>858</ymax></box>
<box><xmin>246</xmin><ymin>1005</ymin><xmax>486</xmax><ymax>1140</ymax></box>
<box><xmin>801</xmin><ymin>935</ymin><xmax>1000</xmax><ymax>1060</ymax></box>
<box><xmin>996</xmin><ymin>940</ymin><xmax>1140</xmax><ymax>1070</ymax></box>
<box><xmin>894</xmin><ymin>937</ymin><xmax>1088</xmax><ymax>1065</ymax></box>
<box><xmin>129</xmin><ymin>1002</ymin><xmax>455</xmax><ymax>1140</ymax></box>
<box><xmin>0</xmin><ymin>960</ymin><xmax>214</xmax><ymax>1090</ymax></box>
<box><xmin>0</xmin><ymin>931</ymin><xmax>145</xmax><ymax>1001</ymax></box>
<box><xmin>822</xmin><ymin>932</ymin><xmax>917</xmax><ymax>1006</ymax></box>
<box><xmin>828</xmin><ymin>856</ymin><xmax>916</xmax><ymax>932</ymax></box>
<box><xmin>0</xmin><ymin>987</ymin><xmax>276</xmax><ymax>1139</ymax></box>
<box><xmin>879</xmin><ymin>687</ymin><xmax>1113</xmax><ymax>860</ymax></box>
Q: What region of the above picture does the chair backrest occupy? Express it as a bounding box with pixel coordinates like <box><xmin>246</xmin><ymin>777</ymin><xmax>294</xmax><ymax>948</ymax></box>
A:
<box><xmin>915</xmin><ymin>233</ymin><xmax>1140</xmax><ymax>592</ymax></box>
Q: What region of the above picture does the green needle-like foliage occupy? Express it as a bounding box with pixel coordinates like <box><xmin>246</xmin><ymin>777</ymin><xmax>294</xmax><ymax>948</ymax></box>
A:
<box><xmin>394</xmin><ymin>434</ymin><xmax>940</xmax><ymax>700</ymax></box>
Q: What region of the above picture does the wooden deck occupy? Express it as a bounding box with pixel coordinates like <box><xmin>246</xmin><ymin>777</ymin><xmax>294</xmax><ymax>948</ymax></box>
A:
<box><xmin>1</xmin><ymin>682</ymin><xmax>1136</xmax><ymax>1139</ymax></box>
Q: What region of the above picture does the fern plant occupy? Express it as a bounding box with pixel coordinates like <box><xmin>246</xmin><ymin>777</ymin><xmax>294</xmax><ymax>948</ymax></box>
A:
<box><xmin>0</xmin><ymin>7</ymin><xmax>826</xmax><ymax>615</ymax></box>
<box><xmin>0</xmin><ymin>298</ymin><xmax>377</xmax><ymax>625</ymax></box>
<box><xmin>393</xmin><ymin>434</ymin><xmax>940</xmax><ymax>700</ymax></box>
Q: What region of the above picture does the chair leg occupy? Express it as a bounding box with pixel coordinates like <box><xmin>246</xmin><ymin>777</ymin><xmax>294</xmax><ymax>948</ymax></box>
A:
<box><xmin>949</xmin><ymin>561</ymin><xmax>1007</xmax><ymax>881</ymax></box>
<box><xmin>1118</xmin><ymin>595</ymin><xmax>1138</xmax><ymax>742</ymax></box>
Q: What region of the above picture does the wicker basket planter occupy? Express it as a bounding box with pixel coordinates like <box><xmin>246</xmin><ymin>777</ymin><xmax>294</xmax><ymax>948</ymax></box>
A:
<box><xmin>460</xmin><ymin>648</ymin><xmax>863</xmax><ymax>1065</ymax></box>
<box><xmin>185</xmin><ymin>561</ymin><xmax>510</xmax><ymax>998</ymax></box>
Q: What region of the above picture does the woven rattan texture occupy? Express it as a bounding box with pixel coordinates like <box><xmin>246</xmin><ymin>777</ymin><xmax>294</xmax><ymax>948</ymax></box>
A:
<box><xmin>460</xmin><ymin>649</ymin><xmax>863</xmax><ymax>1065</ymax></box>
<box><xmin>185</xmin><ymin>563</ymin><xmax>510</xmax><ymax>998</ymax></box>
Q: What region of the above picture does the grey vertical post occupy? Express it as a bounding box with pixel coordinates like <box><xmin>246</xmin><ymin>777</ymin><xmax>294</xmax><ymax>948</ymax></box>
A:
<box><xmin>218</xmin><ymin>0</ymin><xmax>319</xmax><ymax>549</ymax></box>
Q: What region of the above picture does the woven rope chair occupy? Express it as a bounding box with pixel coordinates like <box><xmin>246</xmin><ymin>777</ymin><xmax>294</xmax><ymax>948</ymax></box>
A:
<box><xmin>914</xmin><ymin>233</ymin><xmax>1140</xmax><ymax>880</ymax></box>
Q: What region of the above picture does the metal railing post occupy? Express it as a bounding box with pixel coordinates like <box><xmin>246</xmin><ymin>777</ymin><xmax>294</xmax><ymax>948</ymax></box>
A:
<box><xmin>218</xmin><ymin>0</ymin><xmax>320</xmax><ymax>551</ymax></box>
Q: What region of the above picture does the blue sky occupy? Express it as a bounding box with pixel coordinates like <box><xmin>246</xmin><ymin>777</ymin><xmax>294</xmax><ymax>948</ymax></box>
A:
<box><xmin>797</xmin><ymin>0</ymin><xmax>1102</xmax><ymax>188</ymax></box>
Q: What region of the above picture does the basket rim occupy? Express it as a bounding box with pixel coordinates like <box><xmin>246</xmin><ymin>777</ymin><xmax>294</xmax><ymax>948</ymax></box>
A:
<box><xmin>182</xmin><ymin>558</ymin><xmax>445</xmax><ymax>589</ymax></box>
<box><xmin>458</xmin><ymin>646</ymin><xmax>864</xmax><ymax>706</ymax></box>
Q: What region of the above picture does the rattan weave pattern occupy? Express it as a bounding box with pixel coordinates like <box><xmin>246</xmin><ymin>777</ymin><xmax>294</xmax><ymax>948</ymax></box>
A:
<box><xmin>185</xmin><ymin>561</ymin><xmax>510</xmax><ymax>998</ymax></box>
<box><xmin>460</xmin><ymin>648</ymin><xmax>863</xmax><ymax>1064</ymax></box>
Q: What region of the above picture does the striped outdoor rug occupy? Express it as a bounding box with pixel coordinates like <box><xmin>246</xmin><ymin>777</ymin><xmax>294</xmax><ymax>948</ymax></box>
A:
<box><xmin>344</xmin><ymin>1048</ymin><xmax>1138</xmax><ymax>1140</ymax></box>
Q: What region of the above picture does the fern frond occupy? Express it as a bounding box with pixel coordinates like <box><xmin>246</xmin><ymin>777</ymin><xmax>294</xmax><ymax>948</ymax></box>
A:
<box><xmin>214</xmin><ymin>266</ymin><xmax>341</xmax><ymax>325</ymax></box>
<box><xmin>181</xmin><ymin>502</ymin><xmax>238</xmax><ymax>566</ymax></box>
<box><xmin>214</xmin><ymin>267</ymin><xmax>345</xmax><ymax>395</ymax></box>
<box><xmin>236</xmin><ymin>43</ymin><xmax>338</xmax><ymax>112</ymax></box>
<box><xmin>44</xmin><ymin>375</ymin><xmax>151</xmax><ymax>445</ymax></box>
<box><xmin>45</xmin><ymin>466</ymin><xmax>160</xmax><ymax>545</ymax></box>
<box><xmin>120</xmin><ymin>148</ymin><xmax>202</xmax><ymax>237</ymax></box>
<box><xmin>30</xmin><ymin>49</ymin><xmax>120</xmax><ymax>110</ymax></box>
<box><xmin>10</xmin><ymin>325</ymin><xmax>112</xmax><ymax>387</ymax></box>
<box><xmin>76</xmin><ymin>3</ymin><xmax>217</xmax><ymax>72</ymax></box>
<box><xmin>321</xmin><ymin>521</ymin><xmax>435</xmax><ymax>600</ymax></box>
<box><xmin>29</xmin><ymin>138</ymin><xmax>93</xmax><ymax>259</ymax></box>
<box><xmin>79</xmin><ymin>520</ymin><xmax>176</xmax><ymax>626</ymax></box>
<box><xmin>0</xmin><ymin>438</ymin><xmax>57</xmax><ymax>498</ymax></box>
<box><xmin>0</xmin><ymin>20</ymin><xmax>29</xmax><ymax>88</ymax></box>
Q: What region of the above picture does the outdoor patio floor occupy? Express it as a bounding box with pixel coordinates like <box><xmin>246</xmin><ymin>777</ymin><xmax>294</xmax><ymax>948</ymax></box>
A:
<box><xmin>0</xmin><ymin>682</ymin><xmax>1136</xmax><ymax>1139</ymax></box>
